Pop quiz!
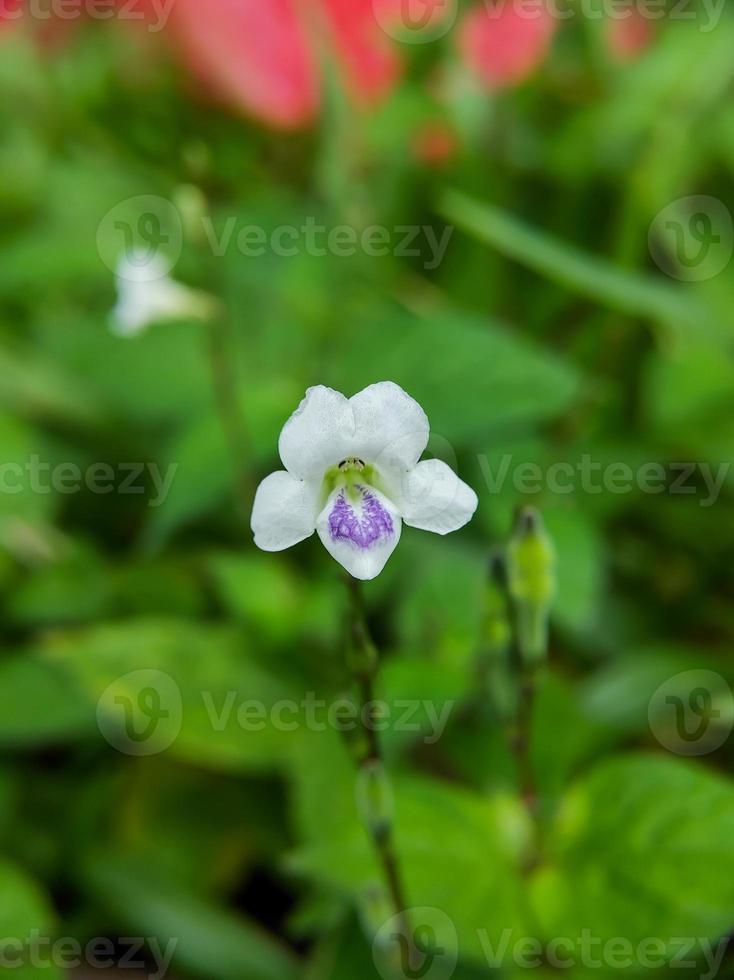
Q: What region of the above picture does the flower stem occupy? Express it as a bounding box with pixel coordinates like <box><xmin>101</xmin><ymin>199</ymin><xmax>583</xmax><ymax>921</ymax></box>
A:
<box><xmin>511</xmin><ymin>664</ymin><xmax>538</xmax><ymax>813</ymax></box>
<box><xmin>344</xmin><ymin>576</ymin><xmax>413</xmax><ymax>947</ymax></box>
<box><xmin>205</xmin><ymin>314</ymin><xmax>253</xmax><ymax>523</ymax></box>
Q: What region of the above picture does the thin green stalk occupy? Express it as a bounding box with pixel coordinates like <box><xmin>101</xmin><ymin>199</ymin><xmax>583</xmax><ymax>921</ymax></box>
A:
<box><xmin>205</xmin><ymin>314</ymin><xmax>254</xmax><ymax>524</ymax></box>
<box><xmin>344</xmin><ymin>576</ymin><xmax>413</xmax><ymax>952</ymax></box>
<box><xmin>510</xmin><ymin>664</ymin><xmax>539</xmax><ymax>816</ymax></box>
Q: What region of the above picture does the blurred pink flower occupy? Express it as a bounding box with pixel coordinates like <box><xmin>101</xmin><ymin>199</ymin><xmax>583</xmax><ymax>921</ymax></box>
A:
<box><xmin>137</xmin><ymin>0</ymin><xmax>404</xmax><ymax>129</ymax></box>
<box><xmin>0</xmin><ymin>0</ymin><xmax>22</xmax><ymax>26</ymax></box>
<box><xmin>458</xmin><ymin>1</ymin><xmax>557</xmax><ymax>88</ymax></box>
<box><xmin>606</xmin><ymin>10</ymin><xmax>655</xmax><ymax>62</ymax></box>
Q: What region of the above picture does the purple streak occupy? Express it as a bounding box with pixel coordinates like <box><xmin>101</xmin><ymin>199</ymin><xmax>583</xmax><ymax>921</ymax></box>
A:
<box><xmin>328</xmin><ymin>487</ymin><xmax>394</xmax><ymax>549</ymax></box>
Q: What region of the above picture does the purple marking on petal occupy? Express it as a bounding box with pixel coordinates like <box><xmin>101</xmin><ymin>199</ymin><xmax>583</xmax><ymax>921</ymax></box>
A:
<box><xmin>328</xmin><ymin>486</ymin><xmax>394</xmax><ymax>550</ymax></box>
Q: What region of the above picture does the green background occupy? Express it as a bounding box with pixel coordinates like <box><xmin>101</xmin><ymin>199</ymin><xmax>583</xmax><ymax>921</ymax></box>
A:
<box><xmin>1</xmin><ymin>5</ymin><xmax>733</xmax><ymax>979</ymax></box>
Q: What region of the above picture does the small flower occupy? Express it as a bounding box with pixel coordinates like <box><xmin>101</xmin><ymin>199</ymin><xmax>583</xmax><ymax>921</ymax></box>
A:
<box><xmin>124</xmin><ymin>0</ymin><xmax>401</xmax><ymax>129</ymax></box>
<box><xmin>458</xmin><ymin>1</ymin><xmax>557</xmax><ymax>90</ymax></box>
<box><xmin>110</xmin><ymin>250</ymin><xmax>215</xmax><ymax>338</ymax></box>
<box><xmin>251</xmin><ymin>383</ymin><xmax>478</xmax><ymax>580</ymax></box>
<box><xmin>605</xmin><ymin>9</ymin><xmax>655</xmax><ymax>63</ymax></box>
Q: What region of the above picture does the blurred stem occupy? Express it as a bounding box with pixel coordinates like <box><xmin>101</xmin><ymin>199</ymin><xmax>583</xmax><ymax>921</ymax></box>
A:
<box><xmin>205</xmin><ymin>314</ymin><xmax>253</xmax><ymax>523</ymax></box>
<box><xmin>511</xmin><ymin>665</ymin><xmax>538</xmax><ymax>817</ymax></box>
<box><xmin>344</xmin><ymin>576</ymin><xmax>413</xmax><ymax>949</ymax></box>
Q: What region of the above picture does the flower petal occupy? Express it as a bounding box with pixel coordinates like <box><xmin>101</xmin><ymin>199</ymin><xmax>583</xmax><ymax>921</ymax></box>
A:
<box><xmin>167</xmin><ymin>0</ymin><xmax>319</xmax><ymax>128</ymax></box>
<box><xmin>321</xmin><ymin>0</ymin><xmax>402</xmax><ymax>106</ymax></box>
<box><xmin>251</xmin><ymin>470</ymin><xmax>320</xmax><ymax>551</ymax></box>
<box><xmin>278</xmin><ymin>386</ymin><xmax>356</xmax><ymax>480</ymax></box>
<box><xmin>277</xmin><ymin>382</ymin><xmax>429</xmax><ymax>481</ymax></box>
<box><xmin>316</xmin><ymin>485</ymin><xmax>401</xmax><ymax>580</ymax></box>
<box><xmin>458</xmin><ymin>2</ymin><xmax>556</xmax><ymax>89</ymax></box>
<box><xmin>397</xmin><ymin>459</ymin><xmax>478</xmax><ymax>535</ymax></box>
<box><xmin>349</xmin><ymin>382</ymin><xmax>429</xmax><ymax>471</ymax></box>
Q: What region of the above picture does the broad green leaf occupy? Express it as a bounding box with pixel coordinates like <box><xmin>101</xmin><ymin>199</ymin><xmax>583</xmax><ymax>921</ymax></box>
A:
<box><xmin>0</xmin><ymin>858</ymin><xmax>55</xmax><ymax>943</ymax></box>
<box><xmin>533</xmin><ymin>755</ymin><xmax>734</xmax><ymax>958</ymax></box>
<box><xmin>335</xmin><ymin>308</ymin><xmax>580</xmax><ymax>443</ymax></box>
<box><xmin>0</xmin><ymin>656</ymin><xmax>92</xmax><ymax>747</ymax></box>
<box><xmin>142</xmin><ymin>412</ymin><xmax>234</xmax><ymax>549</ymax></box>
<box><xmin>580</xmin><ymin>648</ymin><xmax>703</xmax><ymax>735</ymax></box>
<box><xmin>209</xmin><ymin>551</ymin><xmax>338</xmax><ymax>648</ymax></box>
<box><xmin>545</xmin><ymin>508</ymin><xmax>605</xmax><ymax>636</ymax></box>
<box><xmin>83</xmin><ymin>854</ymin><xmax>298</xmax><ymax>980</ymax></box>
<box><xmin>41</xmin><ymin>618</ymin><xmax>297</xmax><ymax>772</ymax></box>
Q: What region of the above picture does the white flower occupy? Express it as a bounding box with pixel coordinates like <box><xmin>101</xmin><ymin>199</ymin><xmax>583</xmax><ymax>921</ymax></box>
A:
<box><xmin>251</xmin><ymin>383</ymin><xmax>478</xmax><ymax>580</ymax></box>
<box><xmin>110</xmin><ymin>250</ymin><xmax>214</xmax><ymax>337</ymax></box>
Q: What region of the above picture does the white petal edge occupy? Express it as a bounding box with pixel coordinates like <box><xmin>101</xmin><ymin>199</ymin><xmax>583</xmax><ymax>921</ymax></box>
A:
<box><xmin>278</xmin><ymin>386</ymin><xmax>355</xmax><ymax>480</ymax></box>
<box><xmin>315</xmin><ymin>486</ymin><xmax>402</xmax><ymax>581</ymax></box>
<box><xmin>398</xmin><ymin>459</ymin><xmax>478</xmax><ymax>535</ymax></box>
<box><xmin>251</xmin><ymin>470</ymin><xmax>320</xmax><ymax>552</ymax></box>
<box><xmin>349</xmin><ymin>381</ymin><xmax>430</xmax><ymax>471</ymax></box>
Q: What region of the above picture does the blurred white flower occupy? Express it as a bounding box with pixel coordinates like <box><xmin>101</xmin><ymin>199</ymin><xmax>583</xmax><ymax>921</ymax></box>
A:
<box><xmin>251</xmin><ymin>382</ymin><xmax>478</xmax><ymax>580</ymax></box>
<box><xmin>110</xmin><ymin>250</ymin><xmax>214</xmax><ymax>337</ymax></box>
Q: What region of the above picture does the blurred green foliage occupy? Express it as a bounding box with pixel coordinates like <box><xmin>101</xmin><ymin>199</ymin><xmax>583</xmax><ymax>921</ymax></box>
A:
<box><xmin>1</xmin><ymin>7</ymin><xmax>734</xmax><ymax>980</ymax></box>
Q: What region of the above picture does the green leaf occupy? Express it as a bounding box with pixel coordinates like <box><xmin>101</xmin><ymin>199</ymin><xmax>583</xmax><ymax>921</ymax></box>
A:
<box><xmin>0</xmin><ymin>415</ymin><xmax>53</xmax><ymax>535</ymax></box>
<box><xmin>531</xmin><ymin>674</ymin><xmax>611</xmax><ymax>816</ymax></box>
<box><xmin>534</xmin><ymin>755</ymin><xmax>734</xmax><ymax>954</ymax></box>
<box><xmin>208</xmin><ymin>552</ymin><xmax>338</xmax><ymax>648</ymax></box>
<box><xmin>41</xmin><ymin>618</ymin><xmax>296</xmax><ymax>772</ymax></box>
<box><xmin>0</xmin><ymin>350</ymin><xmax>99</xmax><ymax>427</ymax></box>
<box><xmin>83</xmin><ymin>854</ymin><xmax>298</xmax><ymax>980</ymax></box>
<box><xmin>580</xmin><ymin>648</ymin><xmax>700</xmax><ymax>735</ymax></box>
<box><xmin>0</xmin><ymin>858</ymin><xmax>55</xmax><ymax>942</ymax></box>
<box><xmin>142</xmin><ymin>412</ymin><xmax>233</xmax><ymax>549</ymax></box>
<box><xmin>544</xmin><ymin>508</ymin><xmax>605</xmax><ymax>636</ymax></box>
<box><xmin>439</xmin><ymin>190</ymin><xmax>712</xmax><ymax>331</ymax></box>
<box><xmin>336</xmin><ymin>308</ymin><xmax>580</xmax><ymax>443</ymax></box>
<box><xmin>0</xmin><ymin>655</ymin><xmax>93</xmax><ymax>748</ymax></box>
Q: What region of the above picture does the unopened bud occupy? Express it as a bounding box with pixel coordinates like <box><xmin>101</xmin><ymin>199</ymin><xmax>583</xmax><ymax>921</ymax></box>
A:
<box><xmin>507</xmin><ymin>507</ymin><xmax>556</xmax><ymax>664</ymax></box>
<box><xmin>356</xmin><ymin>760</ymin><xmax>394</xmax><ymax>844</ymax></box>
